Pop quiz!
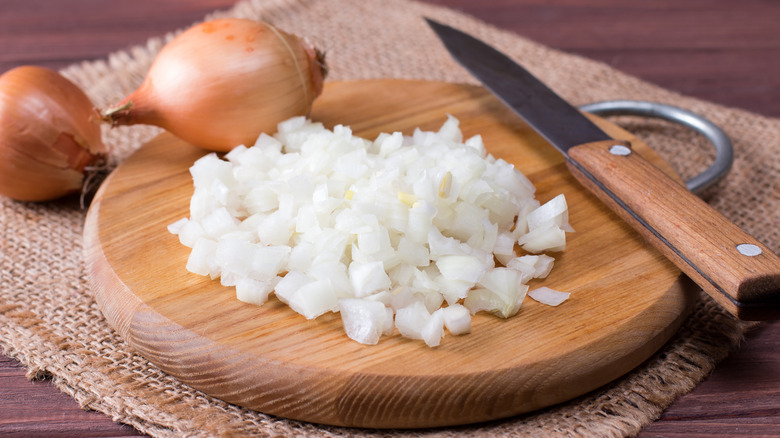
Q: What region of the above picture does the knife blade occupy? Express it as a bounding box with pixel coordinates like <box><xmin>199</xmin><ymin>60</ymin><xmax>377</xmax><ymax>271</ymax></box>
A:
<box><xmin>426</xmin><ymin>18</ymin><xmax>780</xmax><ymax>321</ymax></box>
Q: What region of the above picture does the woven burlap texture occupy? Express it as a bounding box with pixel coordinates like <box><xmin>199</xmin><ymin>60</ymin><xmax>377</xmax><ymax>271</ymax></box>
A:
<box><xmin>1</xmin><ymin>0</ymin><xmax>777</xmax><ymax>436</ymax></box>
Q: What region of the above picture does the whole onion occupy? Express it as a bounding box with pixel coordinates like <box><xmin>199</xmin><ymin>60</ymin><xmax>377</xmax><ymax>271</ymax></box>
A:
<box><xmin>0</xmin><ymin>66</ymin><xmax>106</xmax><ymax>202</ymax></box>
<box><xmin>101</xmin><ymin>18</ymin><xmax>326</xmax><ymax>152</ymax></box>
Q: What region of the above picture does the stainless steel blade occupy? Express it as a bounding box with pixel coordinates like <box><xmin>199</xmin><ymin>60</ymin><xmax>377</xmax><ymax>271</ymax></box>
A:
<box><xmin>425</xmin><ymin>18</ymin><xmax>612</xmax><ymax>153</ymax></box>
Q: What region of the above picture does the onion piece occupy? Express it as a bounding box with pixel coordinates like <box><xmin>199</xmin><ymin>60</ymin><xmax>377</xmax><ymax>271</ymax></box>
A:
<box><xmin>236</xmin><ymin>277</ymin><xmax>277</xmax><ymax>306</ymax></box>
<box><xmin>421</xmin><ymin>309</ymin><xmax>445</xmax><ymax>347</ymax></box>
<box><xmin>395</xmin><ymin>301</ymin><xmax>431</xmax><ymax>340</ymax></box>
<box><xmin>507</xmin><ymin>254</ymin><xmax>555</xmax><ymax>279</ymax></box>
<box><xmin>528</xmin><ymin>286</ymin><xmax>571</xmax><ymax>306</ymax></box>
<box><xmin>436</xmin><ymin>255</ymin><xmax>488</xmax><ymax>283</ymax></box>
<box><xmin>527</xmin><ymin>194</ymin><xmax>574</xmax><ymax>232</ymax></box>
<box><xmin>287</xmin><ymin>279</ymin><xmax>339</xmax><ymax>319</ymax></box>
<box><xmin>467</xmin><ymin>268</ymin><xmax>530</xmax><ymax>317</ymax></box>
<box><xmin>349</xmin><ymin>260</ymin><xmax>392</xmax><ymax>297</ymax></box>
<box><xmin>441</xmin><ymin>304</ymin><xmax>471</xmax><ymax>335</ymax></box>
<box><xmin>518</xmin><ymin>225</ymin><xmax>567</xmax><ymax>253</ymax></box>
<box><xmin>339</xmin><ymin>298</ymin><xmax>392</xmax><ymax>345</ymax></box>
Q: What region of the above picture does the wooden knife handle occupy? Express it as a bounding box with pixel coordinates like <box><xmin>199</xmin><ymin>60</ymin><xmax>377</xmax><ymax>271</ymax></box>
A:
<box><xmin>567</xmin><ymin>139</ymin><xmax>780</xmax><ymax>320</ymax></box>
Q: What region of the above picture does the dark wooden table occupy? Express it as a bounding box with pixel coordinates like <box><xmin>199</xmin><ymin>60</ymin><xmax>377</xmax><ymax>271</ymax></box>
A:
<box><xmin>1</xmin><ymin>1</ymin><xmax>778</xmax><ymax>436</ymax></box>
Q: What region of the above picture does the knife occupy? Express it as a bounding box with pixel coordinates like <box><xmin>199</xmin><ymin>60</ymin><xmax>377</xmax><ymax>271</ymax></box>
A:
<box><xmin>426</xmin><ymin>18</ymin><xmax>780</xmax><ymax>321</ymax></box>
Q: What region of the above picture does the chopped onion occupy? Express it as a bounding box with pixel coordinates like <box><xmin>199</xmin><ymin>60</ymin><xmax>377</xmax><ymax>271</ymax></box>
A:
<box><xmin>441</xmin><ymin>304</ymin><xmax>471</xmax><ymax>335</ymax></box>
<box><xmin>236</xmin><ymin>277</ymin><xmax>277</xmax><ymax>306</ymax></box>
<box><xmin>170</xmin><ymin>116</ymin><xmax>573</xmax><ymax>347</ymax></box>
<box><xmin>506</xmin><ymin>254</ymin><xmax>555</xmax><ymax>279</ymax></box>
<box><xmin>467</xmin><ymin>268</ymin><xmax>529</xmax><ymax>318</ymax></box>
<box><xmin>421</xmin><ymin>309</ymin><xmax>445</xmax><ymax>347</ymax></box>
<box><xmin>395</xmin><ymin>300</ymin><xmax>431</xmax><ymax>340</ymax></box>
<box><xmin>436</xmin><ymin>255</ymin><xmax>488</xmax><ymax>283</ymax></box>
<box><xmin>528</xmin><ymin>286</ymin><xmax>571</xmax><ymax>306</ymax></box>
<box><xmin>527</xmin><ymin>194</ymin><xmax>573</xmax><ymax>232</ymax></box>
<box><xmin>517</xmin><ymin>194</ymin><xmax>573</xmax><ymax>253</ymax></box>
<box><xmin>339</xmin><ymin>298</ymin><xmax>391</xmax><ymax>345</ymax></box>
<box><xmin>349</xmin><ymin>260</ymin><xmax>392</xmax><ymax>297</ymax></box>
<box><xmin>286</xmin><ymin>279</ymin><xmax>339</xmax><ymax>319</ymax></box>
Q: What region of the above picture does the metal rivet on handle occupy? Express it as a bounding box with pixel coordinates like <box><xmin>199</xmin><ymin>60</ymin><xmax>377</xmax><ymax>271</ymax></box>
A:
<box><xmin>609</xmin><ymin>144</ymin><xmax>632</xmax><ymax>156</ymax></box>
<box><xmin>580</xmin><ymin>100</ymin><xmax>734</xmax><ymax>195</ymax></box>
<box><xmin>737</xmin><ymin>243</ymin><xmax>762</xmax><ymax>257</ymax></box>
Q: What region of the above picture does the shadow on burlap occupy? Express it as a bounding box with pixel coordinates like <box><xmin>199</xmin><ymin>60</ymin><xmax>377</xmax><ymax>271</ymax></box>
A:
<box><xmin>2</xmin><ymin>0</ymin><xmax>777</xmax><ymax>436</ymax></box>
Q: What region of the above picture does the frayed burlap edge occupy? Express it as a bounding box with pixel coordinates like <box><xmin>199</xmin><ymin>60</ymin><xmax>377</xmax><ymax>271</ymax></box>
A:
<box><xmin>1</xmin><ymin>0</ymin><xmax>773</xmax><ymax>436</ymax></box>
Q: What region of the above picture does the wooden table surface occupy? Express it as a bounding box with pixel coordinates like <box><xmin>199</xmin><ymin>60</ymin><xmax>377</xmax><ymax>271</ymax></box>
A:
<box><xmin>1</xmin><ymin>1</ymin><xmax>778</xmax><ymax>436</ymax></box>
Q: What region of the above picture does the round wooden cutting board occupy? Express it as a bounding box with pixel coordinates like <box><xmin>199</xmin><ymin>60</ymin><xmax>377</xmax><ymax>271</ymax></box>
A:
<box><xmin>83</xmin><ymin>79</ymin><xmax>697</xmax><ymax>429</ymax></box>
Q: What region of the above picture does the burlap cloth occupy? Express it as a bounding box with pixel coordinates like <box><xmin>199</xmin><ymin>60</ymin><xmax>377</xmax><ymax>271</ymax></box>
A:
<box><xmin>1</xmin><ymin>0</ymin><xmax>778</xmax><ymax>436</ymax></box>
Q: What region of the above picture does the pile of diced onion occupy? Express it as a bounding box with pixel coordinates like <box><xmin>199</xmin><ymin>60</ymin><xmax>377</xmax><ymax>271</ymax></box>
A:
<box><xmin>168</xmin><ymin>116</ymin><xmax>572</xmax><ymax>347</ymax></box>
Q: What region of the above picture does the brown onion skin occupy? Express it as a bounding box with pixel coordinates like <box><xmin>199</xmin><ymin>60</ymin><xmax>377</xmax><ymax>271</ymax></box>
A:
<box><xmin>0</xmin><ymin>66</ymin><xmax>106</xmax><ymax>202</ymax></box>
<box><xmin>103</xmin><ymin>18</ymin><xmax>326</xmax><ymax>152</ymax></box>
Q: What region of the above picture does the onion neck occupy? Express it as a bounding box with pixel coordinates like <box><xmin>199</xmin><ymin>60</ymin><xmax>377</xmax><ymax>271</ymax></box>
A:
<box><xmin>100</xmin><ymin>85</ymin><xmax>161</xmax><ymax>127</ymax></box>
<box><xmin>100</xmin><ymin>99</ymin><xmax>136</xmax><ymax>126</ymax></box>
